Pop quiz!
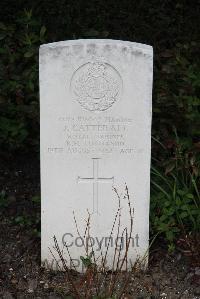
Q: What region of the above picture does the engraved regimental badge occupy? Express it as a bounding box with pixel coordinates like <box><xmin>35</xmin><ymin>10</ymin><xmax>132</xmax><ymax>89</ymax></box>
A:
<box><xmin>71</xmin><ymin>59</ymin><xmax>122</xmax><ymax>112</ymax></box>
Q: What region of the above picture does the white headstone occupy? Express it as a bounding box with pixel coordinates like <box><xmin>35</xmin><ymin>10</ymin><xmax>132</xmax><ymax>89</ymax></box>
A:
<box><xmin>40</xmin><ymin>39</ymin><xmax>153</xmax><ymax>271</ymax></box>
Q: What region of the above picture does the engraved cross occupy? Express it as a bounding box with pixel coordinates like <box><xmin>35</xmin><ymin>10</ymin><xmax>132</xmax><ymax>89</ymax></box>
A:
<box><xmin>77</xmin><ymin>158</ymin><xmax>114</xmax><ymax>214</ymax></box>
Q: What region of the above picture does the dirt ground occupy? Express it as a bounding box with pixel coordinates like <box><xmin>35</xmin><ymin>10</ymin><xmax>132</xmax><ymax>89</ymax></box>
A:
<box><xmin>0</xmin><ymin>155</ymin><xmax>200</xmax><ymax>299</ymax></box>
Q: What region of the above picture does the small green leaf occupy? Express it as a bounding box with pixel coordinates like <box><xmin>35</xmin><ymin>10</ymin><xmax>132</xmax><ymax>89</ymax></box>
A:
<box><xmin>80</xmin><ymin>255</ymin><xmax>92</xmax><ymax>267</ymax></box>
<box><xmin>175</xmin><ymin>197</ymin><xmax>181</xmax><ymax>206</ymax></box>
<box><xmin>180</xmin><ymin>211</ymin><xmax>188</xmax><ymax>218</ymax></box>
<box><xmin>166</xmin><ymin>230</ymin><xmax>175</xmax><ymax>241</ymax></box>
<box><xmin>177</xmin><ymin>189</ymin><xmax>186</xmax><ymax>196</ymax></box>
<box><xmin>186</xmin><ymin>193</ymin><xmax>194</xmax><ymax>199</ymax></box>
<box><xmin>181</xmin><ymin>205</ymin><xmax>189</xmax><ymax>210</ymax></box>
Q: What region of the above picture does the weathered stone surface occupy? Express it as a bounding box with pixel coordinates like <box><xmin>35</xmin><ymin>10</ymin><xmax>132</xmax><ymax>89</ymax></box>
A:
<box><xmin>40</xmin><ymin>39</ymin><xmax>153</xmax><ymax>271</ymax></box>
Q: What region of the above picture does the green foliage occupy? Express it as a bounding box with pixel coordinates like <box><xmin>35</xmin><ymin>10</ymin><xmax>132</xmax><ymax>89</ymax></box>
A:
<box><xmin>151</xmin><ymin>133</ymin><xmax>200</xmax><ymax>250</ymax></box>
<box><xmin>14</xmin><ymin>211</ymin><xmax>41</xmax><ymax>237</ymax></box>
<box><xmin>13</xmin><ymin>195</ymin><xmax>41</xmax><ymax>236</ymax></box>
<box><xmin>0</xmin><ymin>189</ymin><xmax>41</xmax><ymax>236</ymax></box>
<box><xmin>153</xmin><ymin>43</ymin><xmax>200</xmax><ymax>138</ymax></box>
<box><xmin>0</xmin><ymin>114</ymin><xmax>28</xmax><ymax>150</ymax></box>
<box><xmin>80</xmin><ymin>252</ymin><xmax>93</xmax><ymax>268</ymax></box>
<box><xmin>0</xmin><ymin>9</ymin><xmax>46</xmax><ymax>152</ymax></box>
